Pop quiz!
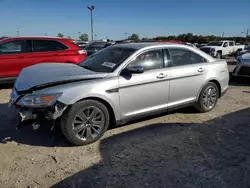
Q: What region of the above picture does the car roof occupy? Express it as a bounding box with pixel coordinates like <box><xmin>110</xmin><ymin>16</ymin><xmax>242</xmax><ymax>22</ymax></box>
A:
<box><xmin>113</xmin><ymin>42</ymin><xmax>174</xmax><ymax>50</ymax></box>
<box><xmin>3</xmin><ymin>36</ymin><xmax>70</xmax><ymax>40</ymax></box>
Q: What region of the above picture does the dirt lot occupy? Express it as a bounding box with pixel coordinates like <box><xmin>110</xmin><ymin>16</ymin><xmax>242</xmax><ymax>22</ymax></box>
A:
<box><xmin>1</xmin><ymin>61</ymin><xmax>250</xmax><ymax>188</ymax></box>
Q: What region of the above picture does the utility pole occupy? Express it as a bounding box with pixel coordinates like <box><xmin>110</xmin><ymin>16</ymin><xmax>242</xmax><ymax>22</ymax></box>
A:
<box><xmin>246</xmin><ymin>28</ymin><xmax>249</xmax><ymax>44</ymax></box>
<box><xmin>87</xmin><ymin>6</ymin><xmax>95</xmax><ymax>41</ymax></box>
<box><xmin>16</xmin><ymin>31</ymin><xmax>19</xmax><ymax>36</ymax></box>
<box><xmin>222</xmin><ymin>32</ymin><xmax>224</xmax><ymax>38</ymax></box>
<box><xmin>78</xmin><ymin>32</ymin><xmax>81</xmax><ymax>40</ymax></box>
<box><xmin>125</xmin><ymin>32</ymin><xmax>128</xmax><ymax>39</ymax></box>
<box><xmin>241</xmin><ymin>28</ymin><xmax>249</xmax><ymax>43</ymax></box>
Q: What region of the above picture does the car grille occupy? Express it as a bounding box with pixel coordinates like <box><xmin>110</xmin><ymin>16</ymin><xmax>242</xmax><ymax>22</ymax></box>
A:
<box><xmin>238</xmin><ymin>66</ymin><xmax>250</xmax><ymax>76</ymax></box>
<box><xmin>200</xmin><ymin>48</ymin><xmax>211</xmax><ymax>54</ymax></box>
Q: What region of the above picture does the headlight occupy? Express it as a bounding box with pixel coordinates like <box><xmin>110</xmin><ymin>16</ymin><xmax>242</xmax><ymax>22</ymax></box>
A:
<box><xmin>210</xmin><ymin>48</ymin><xmax>215</xmax><ymax>52</ymax></box>
<box><xmin>17</xmin><ymin>93</ymin><xmax>62</xmax><ymax>107</ymax></box>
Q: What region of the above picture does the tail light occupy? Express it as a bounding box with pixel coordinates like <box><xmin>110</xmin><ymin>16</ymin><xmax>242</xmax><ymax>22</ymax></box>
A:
<box><xmin>77</xmin><ymin>50</ymin><xmax>87</xmax><ymax>55</ymax></box>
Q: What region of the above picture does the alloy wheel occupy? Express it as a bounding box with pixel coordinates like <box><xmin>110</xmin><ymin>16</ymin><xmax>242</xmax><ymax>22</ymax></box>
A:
<box><xmin>72</xmin><ymin>106</ymin><xmax>105</xmax><ymax>141</ymax></box>
<box><xmin>202</xmin><ymin>86</ymin><xmax>218</xmax><ymax>110</ymax></box>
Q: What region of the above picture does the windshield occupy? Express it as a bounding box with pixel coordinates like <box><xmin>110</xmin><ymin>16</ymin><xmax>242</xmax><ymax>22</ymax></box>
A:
<box><xmin>207</xmin><ymin>41</ymin><xmax>223</xmax><ymax>46</ymax></box>
<box><xmin>79</xmin><ymin>46</ymin><xmax>136</xmax><ymax>73</ymax></box>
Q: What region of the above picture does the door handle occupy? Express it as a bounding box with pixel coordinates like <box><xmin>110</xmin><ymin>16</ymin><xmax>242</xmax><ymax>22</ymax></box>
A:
<box><xmin>198</xmin><ymin>68</ymin><xmax>205</xmax><ymax>73</ymax></box>
<box><xmin>157</xmin><ymin>73</ymin><xmax>167</xmax><ymax>79</ymax></box>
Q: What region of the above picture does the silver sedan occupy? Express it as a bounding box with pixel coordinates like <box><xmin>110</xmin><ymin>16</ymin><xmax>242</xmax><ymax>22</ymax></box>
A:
<box><xmin>9</xmin><ymin>43</ymin><xmax>229</xmax><ymax>145</ymax></box>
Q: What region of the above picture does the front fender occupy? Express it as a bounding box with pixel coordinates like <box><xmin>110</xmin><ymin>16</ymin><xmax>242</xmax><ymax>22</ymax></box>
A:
<box><xmin>61</xmin><ymin>92</ymin><xmax>121</xmax><ymax>121</ymax></box>
<box><xmin>34</xmin><ymin>78</ymin><xmax>121</xmax><ymax>121</ymax></box>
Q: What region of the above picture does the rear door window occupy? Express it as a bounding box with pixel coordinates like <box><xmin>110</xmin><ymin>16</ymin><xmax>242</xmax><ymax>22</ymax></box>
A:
<box><xmin>229</xmin><ymin>42</ymin><xmax>234</xmax><ymax>46</ymax></box>
<box><xmin>165</xmin><ymin>48</ymin><xmax>207</xmax><ymax>67</ymax></box>
<box><xmin>32</xmin><ymin>40</ymin><xmax>68</xmax><ymax>52</ymax></box>
<box><xmin>0</xmin><ymin>40</ymin><xmax>26</xmax><ymax>54</ymax></box>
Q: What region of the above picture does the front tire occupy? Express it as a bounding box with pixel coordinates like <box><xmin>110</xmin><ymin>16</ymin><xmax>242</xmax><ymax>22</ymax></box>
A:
<box><xmin>195</xmin><ymin>82</ymin><xmax>219</xmax><ymax>113</ymax></box>
<box><xmin>61</xmin><ymin>100</ymin><xmax>110</xmax><ymax>146</ymax></box>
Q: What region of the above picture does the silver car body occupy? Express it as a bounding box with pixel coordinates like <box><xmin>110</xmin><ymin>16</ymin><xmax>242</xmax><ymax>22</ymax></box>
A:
<box><xmin>13</xmin><ymin>43</ymin><xmax>229</xmax><ymax>123</ymax></box>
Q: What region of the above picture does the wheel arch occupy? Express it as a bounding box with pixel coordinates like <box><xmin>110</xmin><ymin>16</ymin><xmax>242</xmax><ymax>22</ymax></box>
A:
<box><xmin>208</xmin><ymin>79</ymin><xmax>221</xmax><ymax>98</ymax></box>
<box><xmin>197</xmin><ymin>79</ymin><xmax>222</xmax><ymax>100</ymax></box>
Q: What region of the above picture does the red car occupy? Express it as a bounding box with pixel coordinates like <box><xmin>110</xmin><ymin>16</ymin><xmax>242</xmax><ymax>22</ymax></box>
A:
<box><xmin>0</xmin><ymin>37</ymin><xmax>87</xmax><ymax>83</ymax></box>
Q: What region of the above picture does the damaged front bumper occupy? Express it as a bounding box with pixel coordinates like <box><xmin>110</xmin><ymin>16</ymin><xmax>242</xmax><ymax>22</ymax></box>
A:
<box><xmin>9</xmin><ymin>89</ymin><xmax>67</xmax><ymax>130</ymax></box>
<box><xmin>16</xmin><ymin>102</ymin><xmax>67</xmax><ymax>130</ymax></box>
<box><xmin>17</xmin><ymin>102</ymin><xmax>67</xmax><ymax>130</ymax></box>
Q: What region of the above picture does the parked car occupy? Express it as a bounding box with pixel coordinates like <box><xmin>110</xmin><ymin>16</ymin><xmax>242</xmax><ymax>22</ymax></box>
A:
<box><xmin>84</xmin><ymin>41</ymin><xmax>113</xmax><ymax>56</ymax></box>
<box><xmin>185</xmin><ymin>42</ymin><xmax>198</xmax><ymax>48</ymax></box>
<box><xmin>0</xmin><ymin>36</ymin><xmax>8</xmax><ymax>41</ymax></box>
<box><xmin>9</xmin><ymin>43</ymin><xmax>229</xmax><ymax>145</ymax></box>
<box><xmin>155</xmin><ymin>40</ymin><xmax>185</xmax><ymax>44</ymax></box>
<box><xmin>200</xmin><ymin>41</ymin><xmax>245</xmax><ymax>59</ymax></box>
<box><xmin>232</xmin><ymin>52</ymin><xmax>250</xmax><ymax>77</ymax></box>
<box><xmin>239</xmin><ymin>46</ymin><xmax>250</xmax><ymax>56</ymax></box>
<box><xmin>75</xmin><ymin>41</ymin><xmax>88</xmax><ymax>49</ymax></box>
<box><xmin>0</xmin><ymin>37</ymin><xmax>87</xmax><ymax>83</ymax></box>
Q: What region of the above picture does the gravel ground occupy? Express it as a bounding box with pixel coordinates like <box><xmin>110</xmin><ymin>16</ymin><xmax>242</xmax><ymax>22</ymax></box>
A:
<box><xmin>1</xmin><ymin>61</ymin><xmax>250</xmax><ymax>188</ymax></box>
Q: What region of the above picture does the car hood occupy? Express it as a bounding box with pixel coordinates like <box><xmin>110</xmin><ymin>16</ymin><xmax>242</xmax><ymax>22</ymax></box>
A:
<box><xmin>15</xmin><ymin>63</ymin><xmax>107</xmax><ymax>92</ymax></box>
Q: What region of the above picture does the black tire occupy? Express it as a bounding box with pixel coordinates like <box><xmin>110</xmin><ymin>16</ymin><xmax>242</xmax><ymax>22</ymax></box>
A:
<box><xmin>61</xmin><ymin>100</ymin><xmax>110</xmax><ymax>146</ymax></box>
<box><xmin>195</xmin><ymin>82</ymin><xmax>219</xmax><ymax>113</ymax></box>
<box><xmin>216</xmin><ymin>51</ymin><xmax>222</xmax><ymax>59</ymax></box>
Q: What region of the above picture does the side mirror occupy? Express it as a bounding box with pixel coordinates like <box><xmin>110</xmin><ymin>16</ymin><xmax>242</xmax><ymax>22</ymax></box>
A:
<box><xmin>125</xmin><ymin>66</ymin><xmax>144</xmax><ymax>74</ymax></box>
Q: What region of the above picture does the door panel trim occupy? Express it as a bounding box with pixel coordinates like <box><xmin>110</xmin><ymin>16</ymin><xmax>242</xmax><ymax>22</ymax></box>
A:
<box><xmin>118</xmin><ymin>76</ymin><xmax>170</xmax><ymax>89</ymax></box>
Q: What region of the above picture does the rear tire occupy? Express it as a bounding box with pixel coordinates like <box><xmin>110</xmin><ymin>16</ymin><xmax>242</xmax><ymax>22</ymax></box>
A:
<box><xmin>61</xmin><ymin>100</ymin><xmax>110</xmax><ymax>146</ymax></box>
<box><xmin>235</xmin><ymin>50</ymin><xmax>240</xmax><ymax>57</ymax></box>
<box><xmin>216</xmin><ymin>51</ymin><xmax>222</xmax><ymax>59</ymax></box>
<box><xmin>194</xmin><ymin>82</ymin><xmax>219</xmax><ymax>113</ymax></box>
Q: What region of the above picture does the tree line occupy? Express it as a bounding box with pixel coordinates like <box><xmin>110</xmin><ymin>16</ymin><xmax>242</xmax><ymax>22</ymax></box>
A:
<box><xmin>57</xmin><ymin>33</ymin><xmax>89</xmax><ymax>41</ymax></box>
<box><xmin>153</xmin><ymin>33</ymin><xmax>249</xmax><ymax>44</ymax></box>
<box><xmin>127</xmin><ymin>33</ymin><xmax>249</xmax><ymax>44</ymax></box>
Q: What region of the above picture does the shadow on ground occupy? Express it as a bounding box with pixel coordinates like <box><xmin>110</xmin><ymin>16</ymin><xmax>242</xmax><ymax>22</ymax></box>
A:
<box><xmin>0</xmin><ymin>83</ymin><xmax>14</xmax><ymax>90</ymax></box>
<box><xmin>51</xmin><ymin>108</ymin><xmax>250</xmax><ymax>188</ymax></box>
<box><xmin>0</xmin><ymin>102</ymin><xmax>198</xmax><ymax>147</ymax></box>
<box><xmin>229</xmin><ymin>77</ymin><xmax>250</xmax><ymax>86</ymax></box>
<box><xmin>1</xmin><ymin>95</ymin><xmax>250</xmax><ymax>187</ymax></box>
<box><xmin>226</xmin><ymin>60</ymin><xmax>236</xmax><ymax>65</ymax></box>
<box><xmin>0</xmin><ymin>103</ymin><xmax>71</xmax><ymax>147</ymax></box>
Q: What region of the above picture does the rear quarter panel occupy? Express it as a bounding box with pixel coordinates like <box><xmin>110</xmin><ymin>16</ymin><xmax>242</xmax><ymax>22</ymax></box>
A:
<box><xmin>206</xmin><ymin>59</ymin><xmax>229</xmax><ymax>93</ymax></box>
